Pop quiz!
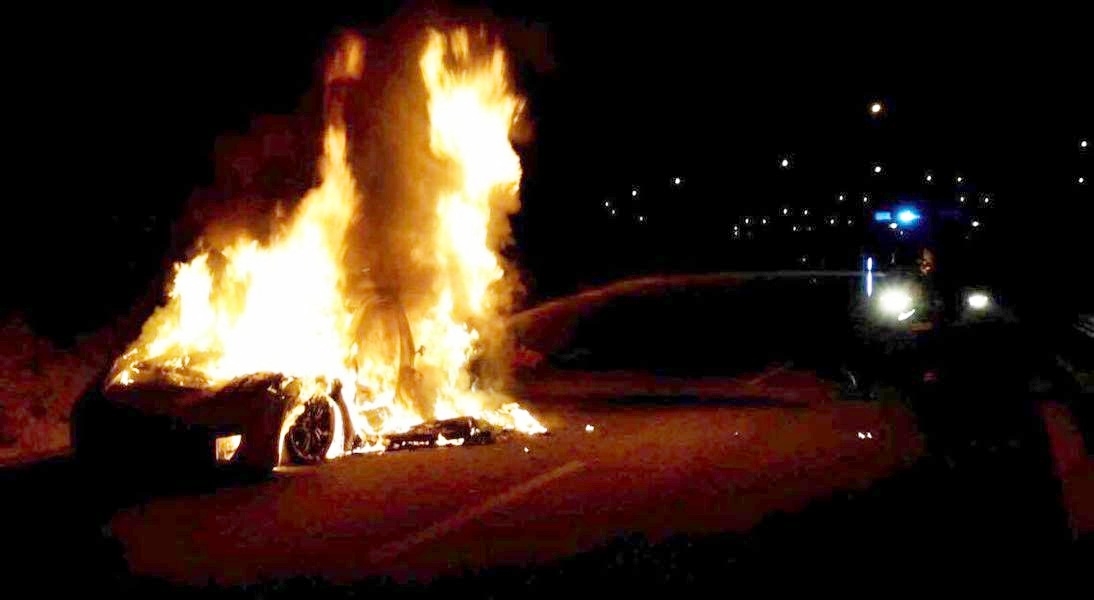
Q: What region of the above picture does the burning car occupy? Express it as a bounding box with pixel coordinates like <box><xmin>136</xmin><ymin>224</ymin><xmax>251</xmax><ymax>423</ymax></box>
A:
<box><xmin>71</xmin><ymin>27</ymin><xmax>547</xmax><ymax>477</ymax></box>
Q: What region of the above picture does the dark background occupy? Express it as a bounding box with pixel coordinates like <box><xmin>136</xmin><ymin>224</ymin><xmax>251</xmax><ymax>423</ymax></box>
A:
<box><xmin>6</xmin><ymin>2</ymin><xmax>1091</xmax><ymax>343</ymax></box>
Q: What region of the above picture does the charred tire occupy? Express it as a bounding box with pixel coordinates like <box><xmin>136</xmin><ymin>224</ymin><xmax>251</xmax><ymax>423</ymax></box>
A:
<box><xmin>284</xmin><ymin>397</ymin><xmax>336</xmax><ymax>465</ymax></box>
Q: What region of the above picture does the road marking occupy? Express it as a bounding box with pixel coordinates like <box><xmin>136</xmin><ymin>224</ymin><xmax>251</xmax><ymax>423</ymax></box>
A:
<box><xmin>746</xmin><ymin>362</ymin><xmax>791</xmax><ymax>386</ymax></box>
<box><xmin>368</xmin><ymin>460</ymin><xmax>586</xmax><ymax>563</ymax></box>
<box><xmin>1040</xmin><ymin>401</ymin><xmax>1094</xmax><ymax>537</ymax></box>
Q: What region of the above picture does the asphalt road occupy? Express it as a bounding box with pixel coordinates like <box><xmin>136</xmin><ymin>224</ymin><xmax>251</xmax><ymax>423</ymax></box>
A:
<box><xmin>108</xmin><ymin>366</ymin><xmax>923</xmax><ymax>584</ymax></box>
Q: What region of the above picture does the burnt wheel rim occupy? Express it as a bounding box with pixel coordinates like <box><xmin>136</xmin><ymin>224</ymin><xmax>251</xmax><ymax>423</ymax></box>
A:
<box><xmin>285</xmin><ymin>397</ymin><xmax>335</xmax><ymax>464</ymax></box>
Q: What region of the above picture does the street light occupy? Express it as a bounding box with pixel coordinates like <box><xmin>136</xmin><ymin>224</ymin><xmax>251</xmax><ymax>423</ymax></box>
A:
<box><xmin>873</xmin><ymin>165</ymin><xmax>883</xmax><ymax>174</ymax></box>
<box><xmin>870</xmin><ymin>102</ymin><xmax>883</xmax><ymax>115</ymax></box>
<box><xmin>673</xmin><ymin>176</ymin><xmax>682</xmax><ymax>185</ymax></box>
<box><xmin>925</xmin><ymin>173</ymin><xmax>933</xmax><ymax>182</ymax></box>
<box><xmin>1080</xmin><ymin>176</ymin><xmax>1087</xmax><ymax>184</ymax></box>
<box><xmin>1081</xmin><ymin>140</ymin><xmax>1089</xmax><ymax>149</ymax></box>
<box><xmin>631</xmin><ymin>189</ymin><xmax>638</xmax><ymax>197</ymax></box>
<box><xmin>971</xmin><ymin>220</ymin><xmax>980</xmax><ymax>228</ymax></box>
<box><xmin>780</xmin><ymin>158</ymin><xmax>790</xmax><ymax>168</ymax></box>
<box><xmin>956</xmin><ymin>175</ymin><xmax>964</xmax><ymax>184</ymax></box>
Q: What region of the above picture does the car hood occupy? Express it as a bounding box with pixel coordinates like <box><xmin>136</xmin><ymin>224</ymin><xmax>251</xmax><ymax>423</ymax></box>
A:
<box><xmin>103</xmin><ymin>373</ymin><xmax>291</xmax><ymax>429</ymax></box>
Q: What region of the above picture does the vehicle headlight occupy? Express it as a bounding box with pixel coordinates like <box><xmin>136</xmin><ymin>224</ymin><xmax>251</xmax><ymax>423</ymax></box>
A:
<box><xmin>215</xmin><ymin>434</ymin><xmax>242</xmax><ymax>463</ymax></box>
<box><xmin>877</xmin><ymin>288</ymin><xmax>914</xmax><ymax>315</ymax></box>
<box><xmin>966</xmin><ymin>291</ymin><xmax>991</xmax><ymax>311</ymax></box>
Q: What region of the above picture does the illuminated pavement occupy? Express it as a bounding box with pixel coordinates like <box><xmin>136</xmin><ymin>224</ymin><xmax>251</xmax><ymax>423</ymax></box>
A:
<box><xmin>109</xmin><ymin>366</ymin><xmax>923</xmax><ymax>584</ymax></box>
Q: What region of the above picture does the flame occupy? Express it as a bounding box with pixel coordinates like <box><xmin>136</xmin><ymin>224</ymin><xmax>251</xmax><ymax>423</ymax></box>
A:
<box><xmin>110</xmin><ymin>27</ymin><xmax>544</xmax><ymax>463</ymax></box>
<box><xmin>413</xmin><ymin>29</ymin><xmax>542</xmax><ymax>432</ymax></box>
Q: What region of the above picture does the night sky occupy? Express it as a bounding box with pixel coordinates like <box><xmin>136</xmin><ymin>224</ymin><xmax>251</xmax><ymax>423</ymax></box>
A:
<box><xmin>9</xmin><ymin>3</ymin><xmax>1091</xmax><ymax>340</ymax></box>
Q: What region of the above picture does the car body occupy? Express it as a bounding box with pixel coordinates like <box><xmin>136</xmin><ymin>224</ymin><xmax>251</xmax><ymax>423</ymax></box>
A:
<box><xmin>71</xmin><ymin>295</ymin><xmax>413</xmax><ymax>477</ymax></box>
<box><xmin>70</xmin><ymin>371</ymin><xmax>356</xmax><ymax>478</ymax></box>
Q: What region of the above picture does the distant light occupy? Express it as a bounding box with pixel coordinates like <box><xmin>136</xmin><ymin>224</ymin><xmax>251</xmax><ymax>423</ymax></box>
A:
<box><xmin>925</xmin><ymin>173</ymin><xmax>933</xmax><ymax>182</ymax></box>
<box><xmin>800</xmin><ymin>256</ymin><xmax>807</xmax><ymax>264</ymax></box>
<box><xmin>956</xmin><ymin>176</ymin><xmax>964</xmax><ymax>183</ymax></box>
<box><xmin>761</xmin><ymin>217</ymin><xmax>769</xmax><ymax>224</ymax></box>
<box><xmin>604</xmin><ymin>201</ymin><xmax>610</xmax><ymax>208</ymax></box>
<box><xmin>673</xmin><ymin>176</ymin><xmax>682</xmax><ymax>185</ymax></box>
<box><xmin>744</xmin><ymin>217</ymin><xmax>751</xmax><ymax>224</ymax></box>
<box><xmin>733</xmin><ymin>224</ymin><xmax>740</xmax><ymax>231</ymax></box>
<box><xmin>870</xmin><ymin>102</ymin><xmax>883</xmax><ymax>114</ymax></box>
<box><xmin>524</xmin><ymin>447</ymin><xmax>530</xmax><ymax>453</ymax></box>
<box><xmin>959</xmin><ymin>195</ymin><xmax>967</xmax><ymax>203</ymax></box>
<box><xmin>982</xmin><ymin>196</ymin><xmax>991</xmax><ymax>204</ymax></box>
<box><xmin>873</xmin><ymin>165</ymin><xmax>883</xmax><ymax>174</ymax></box>
<box><xmin>847</xmin><ymin>218</ymin><xmax>854</xmax><ymax>225</ymax></box>
<box><xmin>802</xmin><ymin>209</ymin><xmax>809</xmax><ymax>216</ymax></box>
<box><xmin>878</xmin><ymin>288</ymin><xmax>914</xmax><ymax>314</ymax></box>
<box><xmin>780</xmin><ymin>158</ymin><xmax>790</xmax><ymax>168</ymax></box>
<box><xmin>1081</xmin><ymin>140</ymin><xmax>1089</xmax><ymax>149</ymax></box>
<box><xmin>610</xmin><ymin>209</ymin><xmax>617</xmax><ymax>216</ymax></box>
<box><xmin>896</xmin><ymin>209</ymin><xmax>921</xmax><ymax>224</ymax></box>
<box><xmin>971</xmin><ymin>220</ymin><xmax>981</xmax><ymax>228</ymax></box>
<box><xmin>631</xmin><ymin>189</ymin><xmax>638</xmax><ymax>197</ymax></box>
<box><xmin>585</xmin><ymin>424</ymin><xmax>595</xmax><ymax>432</ymax></box>
<box><xmin>862</xmin><ymin>194</ymin><xmax>870</xmax><ymax>204</ymax></box>
<box><xmin>1079</xmin><ymin>176</ymin><xmax>1087</xmax><ymax>184</ymax></box>
<box><xmin>792</xmin><ymin>225</ymin><xmax>800</xmax><ymax>232</ymax></box>
<box><xmin>782</xmin><ymin>208</ymin><xmax>789</xmax><ymax>215</ymax></box>
<box><xmin>829</xmin><ymin>218</ymin><xmax>836</xmax><ymax>225</ymax></box>
<box><xmin>638</xmin><ymin>215</ymin><xmax>646</xmax><ymax>223</ymax></box>
<box><xmin>967</xmin><ymin>292</ymin><xmax>990</xmax><ymax>310</ymax></box>
<box><xmin>838</xmin><ymin>194</ymin><xmax>845</xmax><ymax>202</ymax></box>
<box><xmin>889</xmin><ymin>222</ymin><xmax>898</xmax><ymax>230</ymax></box>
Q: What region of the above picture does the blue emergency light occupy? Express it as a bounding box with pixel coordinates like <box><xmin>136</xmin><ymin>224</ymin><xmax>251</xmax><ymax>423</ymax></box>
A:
<box><xmin>896</xmin><ymin>208</ymin><xmax>921</xmax><ymax>224</ymax></box>
<box><xmin>873</xmin><ymin>211</ymin><xmax>892</xmax><ymax>222</ymax></box>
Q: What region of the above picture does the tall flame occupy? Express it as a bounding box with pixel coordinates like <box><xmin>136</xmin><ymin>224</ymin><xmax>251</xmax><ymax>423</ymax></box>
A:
<box><xmin>110</xmin><ymin>26</ymin><xmax>544</xmax><ymax>461</ymax></box>
<box><xmin>414</xmin><ymin>28</ymin><xmax>531</xmax><ymax>425</ymax></box>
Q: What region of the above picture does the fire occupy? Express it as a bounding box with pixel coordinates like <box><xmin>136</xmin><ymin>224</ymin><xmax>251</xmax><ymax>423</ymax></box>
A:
<box><xmin>110</xmin><ymin>26</ymin><xmax>544</xmax><ymax>462</ymax></box>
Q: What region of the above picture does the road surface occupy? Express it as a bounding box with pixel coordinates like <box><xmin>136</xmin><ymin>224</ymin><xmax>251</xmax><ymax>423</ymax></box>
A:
<box><xmin>109</xmin><ymin>366</ymin><xmax>923</xmax><ymax>584</ymax></box>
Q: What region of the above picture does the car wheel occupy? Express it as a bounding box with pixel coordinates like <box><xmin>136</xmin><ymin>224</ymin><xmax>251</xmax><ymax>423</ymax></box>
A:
<box><xmin>284</xmin><ymin>396</ymin><xmax>336</xmax><ymax>465</ymax></box>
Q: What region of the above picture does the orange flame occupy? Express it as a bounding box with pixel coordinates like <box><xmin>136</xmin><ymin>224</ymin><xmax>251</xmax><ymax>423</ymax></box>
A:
<box><xmin>110</xmin><ymin>27</ymin><xmax>544</xmax><ymax>462</ymax></box>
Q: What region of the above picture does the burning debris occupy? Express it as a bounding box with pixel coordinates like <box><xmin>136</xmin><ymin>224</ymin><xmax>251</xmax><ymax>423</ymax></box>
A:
<box><xmin>385</xmin><ymin>416</ymin><xmax>494</xmax><ymax>452</ymax></box>
<box><xmin>102</xmin><ymin>25</ymin><xmax>546</xmax><ymax>468</ymax></box>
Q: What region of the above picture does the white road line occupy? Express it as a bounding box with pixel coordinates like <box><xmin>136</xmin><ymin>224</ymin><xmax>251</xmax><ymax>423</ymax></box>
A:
<box><xmin>368</xmin><ymin>460</ymin><xmax>586</xmax><ymax>564</ymax></box>
<box><xmin>746</xmin><ymin>362</ymin><xmax>791</xmax><ymax>387</ymax></box>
